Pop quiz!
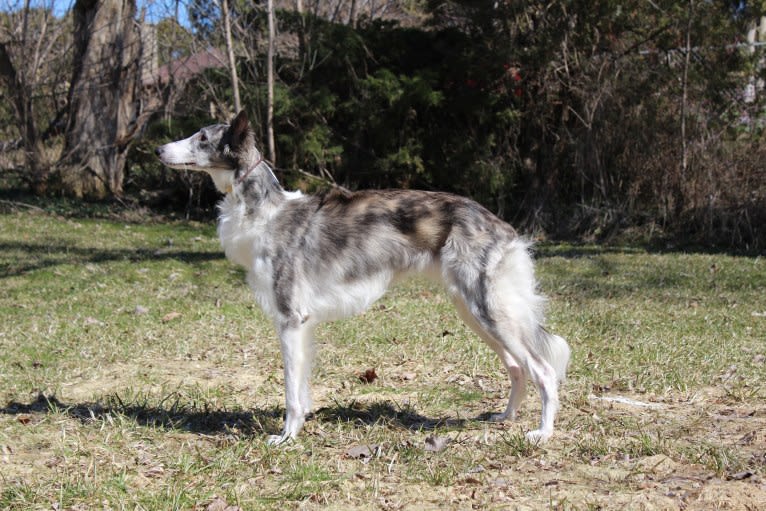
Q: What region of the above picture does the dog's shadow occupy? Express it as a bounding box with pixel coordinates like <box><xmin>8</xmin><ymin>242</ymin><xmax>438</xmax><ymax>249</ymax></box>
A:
<box><xmin>1</xmin><ymin>393</ymin><xmax>470</xmax><ymax>437</ymax></box>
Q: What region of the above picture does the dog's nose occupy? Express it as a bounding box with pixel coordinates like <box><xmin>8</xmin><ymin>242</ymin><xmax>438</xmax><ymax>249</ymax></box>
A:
<box><xmin>154</xmin><ymin>147</ymin><xmax>162</xmax><ymax>156</ymax></box>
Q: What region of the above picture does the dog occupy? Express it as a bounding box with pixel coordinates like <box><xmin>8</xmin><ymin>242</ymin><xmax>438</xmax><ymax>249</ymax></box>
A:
<box><xmin>155</xmin><ymin>111</ymin><xmax>571</xmax><ymax>445</ymax></box>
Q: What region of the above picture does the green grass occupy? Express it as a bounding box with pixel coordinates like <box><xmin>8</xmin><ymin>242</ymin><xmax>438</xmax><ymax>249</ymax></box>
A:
<box><xmin>1</xmin><ymin>204</ymin><xmax>765</xmax><ymax>509</ymax></box>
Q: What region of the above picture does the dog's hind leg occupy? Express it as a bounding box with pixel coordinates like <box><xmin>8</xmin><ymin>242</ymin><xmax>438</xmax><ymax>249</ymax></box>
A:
<box><xmin>268</xmin><ymin>321</ymin><xmax>315</xmax><ymax>446</ymax></box>
<box><xmin>451</xmin><ymin>296</ymin><xmax>528</xmax><ymax>422</ymax></box>
<box><xmin>519</xmin><ymin>342</ymin><xmax>565</xmax><ymax>443</ymax></box>
<box><xmin>463</xmin><ymin>298</ymin><xmax>562</xmax><ymax>443</ymax></box>
<box><xmin>485</xmin><ymin>241</ymin><xmax>570</xmax><ymax>443</ymax></box>
<box><xmin>445</xmin><ymin>238</ymin><xmax>570</xmax><ymax>442</ymax></box>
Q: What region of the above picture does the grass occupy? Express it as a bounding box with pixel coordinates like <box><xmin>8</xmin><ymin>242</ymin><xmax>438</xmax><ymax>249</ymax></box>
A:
<box><xmin>1</xmin><ymin>202</ymin><xmax>765</xmax><ymax>510</ymax></box>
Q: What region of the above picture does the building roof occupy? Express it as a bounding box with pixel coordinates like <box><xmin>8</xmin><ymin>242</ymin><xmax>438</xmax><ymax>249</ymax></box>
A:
<box><xmin>143</xmin><ymin>47</ymin><xmax>226</xmax><ymax>87</ymax></box>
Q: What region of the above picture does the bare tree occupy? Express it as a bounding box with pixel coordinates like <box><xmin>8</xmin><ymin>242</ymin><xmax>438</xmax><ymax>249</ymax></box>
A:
<box><xmin>58</xmin><ymin>0</ymin><xmax>146</xmax><ymax>198</ymax></box>
<box><xmin>679</xmin><ymin>0</ymin><xmax>694</xmax><ymax>213</ymax></box>
<box><xmin>220</xmin><ymin>0</ymin><xmax>240</xmax><ymax>112</ymax></box>
<box><xmin>266</xmin><ymin>0</ymin><xmax>276</xmax><ymax>163</ymax></box>
<box><xmin>295</xmin><ymin>0</ymin><xmax>306</xmax><ymax>70</ymax></box>
<box><xmin>0</xmin><ymin>0</ymin><xmax>72</xmax><ymax>192</ymax></box>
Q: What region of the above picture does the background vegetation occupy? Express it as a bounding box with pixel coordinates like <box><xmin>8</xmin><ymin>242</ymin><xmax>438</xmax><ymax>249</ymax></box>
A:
<box><xmin>1</xmin><ymin>1</ymin><xmax>765</xmax><ymax>250</ymax></box>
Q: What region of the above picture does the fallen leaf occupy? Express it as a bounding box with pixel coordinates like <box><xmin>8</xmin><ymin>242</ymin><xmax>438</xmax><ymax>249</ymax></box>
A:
<box><xmin>204</xmin><ymin>496</ymin><xmax>241</xmax><ymax>511</ymax></box>
<box><xmin>162</xmin><ymin>311</ymin><xmax>182</xmax><ymax>322</ymax></box>
<box><xmin>358</xmin><ymin>368</ymin><xmax>377</xmax><ymax>384</ymax></box>
<box><xmin>345</xmin><ymin>444</ymin><xmax>380</xmax><ymax>460</ymax></box>
<box><xmin>424</xmin><ymin>435</ymin><xmax>450</xmax><ymax>452</ymax></box>
<box><xmin>309</xmin><ymin>493</ymin><xmax>328</xmax><ymax>504</ymax></box>
<box><xmin>401</xmin><ymin>372</ymin><xmax>416</xmax><ymax>381</ymax></box>
<box><xmin>134</xmin><ymin>305</ymin><xmax>149</xmax><ymax>315</ymax></box>
<box><xmin>17</xmin><ymin>415</ymin><xmax>32</xmax><ymax>425</ymax></box>
<box><xmin>84</xmin><ymin>316</ymin><xmax>103</xmax><ymax>326</ymax></box>
<box><xmin>143</xmin><ymin>464</ymin><xmax>165</xmax><ymax>478</ymax></box>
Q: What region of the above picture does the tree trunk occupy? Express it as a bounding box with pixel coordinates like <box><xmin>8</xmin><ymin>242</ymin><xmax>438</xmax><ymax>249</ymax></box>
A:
<box><xmin>266</xmin><ymin>0</ymin><xmax>276</xmax><ymax>163</ymax></box>
<box><xmin>58</xmin><ymin>0</ymin><xmax>142</xmax><ymax>199</ymax></box>
<box><xmin>221</xmin><ymin>0</ymin><xmax>241</xmax><ymax>113</ymax></box>
<box><xmin>295</xmin><ymin>0</ymin><xmax>306</xmax><ymax>73</ymax></box>
<box><xmin>675</xmin><ymin>0</ymin><xmax>693</xmax><ymax>218</ymax></box>
<box><xmin>348</xmin><ymin>0</ymin><xmax>358</xmax><ymax>28</ymax></box>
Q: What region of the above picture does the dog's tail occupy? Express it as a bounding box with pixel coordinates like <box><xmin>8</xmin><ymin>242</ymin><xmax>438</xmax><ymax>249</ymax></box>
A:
<box><xmin>532</xmin><ymin>327</ymin><xmax>570</xmax><ymax>384</ymax></box>
<box><xmin>494</xmin><ymin>238</ymin><xmax>571</xmax><ymax>384</ymax></box>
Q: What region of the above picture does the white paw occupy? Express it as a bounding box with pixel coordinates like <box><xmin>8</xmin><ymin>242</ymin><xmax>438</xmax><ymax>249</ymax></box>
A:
<box><xmin>525</xmin><ymin>429</ymin><xmax>552</xmax><ymax>444</ymax></box>
<box><xmin>266</xmin><ymin>433</ymin><xmax>294</xmax><ymax>446</ymax></box>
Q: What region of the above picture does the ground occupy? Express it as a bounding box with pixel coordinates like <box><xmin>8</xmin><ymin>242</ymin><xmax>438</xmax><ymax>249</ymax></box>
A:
<box><xmin>1</xmin><ymin>203</ymin><xmax>764</xmax><ymax>510</ymax></box>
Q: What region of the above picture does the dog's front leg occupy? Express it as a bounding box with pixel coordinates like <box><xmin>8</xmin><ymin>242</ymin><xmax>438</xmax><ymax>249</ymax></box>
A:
<box><xmin>267</xmin><ymin>322</ymin><xmax>314</xmax><ymax>446</ymax></box>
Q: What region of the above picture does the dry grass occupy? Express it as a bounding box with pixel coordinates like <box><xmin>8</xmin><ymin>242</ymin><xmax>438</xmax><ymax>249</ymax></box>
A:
<box><xmin>1</xmin><ymin>205</ymin><xmax>765</xmax><ymax>510</ymax></box>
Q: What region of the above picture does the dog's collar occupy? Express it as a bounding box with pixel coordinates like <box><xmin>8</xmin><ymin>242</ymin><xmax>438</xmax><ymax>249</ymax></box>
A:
<box><xmin>235</xmin><ymin>157</ymin><xmax>265</xmax><ymax>186</ymax></box>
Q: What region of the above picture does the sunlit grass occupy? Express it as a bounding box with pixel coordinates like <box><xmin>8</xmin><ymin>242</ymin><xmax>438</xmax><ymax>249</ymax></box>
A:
<box><xmin>1</xmin><ymin>205</ymin><xmax>765</xmax><ymax>509</ymax></box>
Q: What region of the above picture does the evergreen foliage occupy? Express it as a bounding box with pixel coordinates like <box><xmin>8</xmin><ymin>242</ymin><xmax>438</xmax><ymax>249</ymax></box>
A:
<box><xmin>2</xmin><ymin>1</ymin><xmax>763</xmax><ymax>248</ymax></box>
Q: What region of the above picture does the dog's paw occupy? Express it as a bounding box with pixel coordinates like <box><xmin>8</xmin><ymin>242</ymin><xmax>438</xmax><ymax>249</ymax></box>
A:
<box><xmin>266</xmin><ymin>433</ymin><xmax>294</xmax><ymax>446</ymax></box>
<box><xmin>488</xmin><ymin>411</ymin><xmax>515</xmax><ymax>422</ymax></box>
<box><xmin>524</xmin><ymin>429</ymin><xmax>552</xmax><ymax>444</ymax></box>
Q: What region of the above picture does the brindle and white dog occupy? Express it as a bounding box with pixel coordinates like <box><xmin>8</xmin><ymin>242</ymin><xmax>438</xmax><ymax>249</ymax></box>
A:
<box><xmin>156</xmin><ymin>111</ymin><xmax>571</xmax><ymax>445</ymax></box>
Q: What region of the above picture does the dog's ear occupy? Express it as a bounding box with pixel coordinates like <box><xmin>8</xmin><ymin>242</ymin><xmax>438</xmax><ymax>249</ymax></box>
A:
<box><xmin>229</xmin><ymin>110</ymin><xmax>249</xmax><ymax>150</ymax></box>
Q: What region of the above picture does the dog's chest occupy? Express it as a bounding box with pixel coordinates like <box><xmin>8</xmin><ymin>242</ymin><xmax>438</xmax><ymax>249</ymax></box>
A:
<box><xmin>217</xmin><ymin>195</ymin><xmax>297</xmax><ymax>318</ymax></box>
<box><xmin>217</xmin><ymin>196</ymin><xmax>277</xmax><ymax>274</ymax></box>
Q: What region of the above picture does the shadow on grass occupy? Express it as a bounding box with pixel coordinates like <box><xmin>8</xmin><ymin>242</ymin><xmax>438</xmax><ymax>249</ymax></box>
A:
<box><xmin>1</xmin><ymin>393</ymin><xmax>474</xmax><ymax>437</ymax></box>
<box><xmin>0</xmin><ymin>393</ymin><xmax>281</xmax><ymax>436</ymax></box>
<box><xmin>315</xmin><ymin>400</ymin><xmax>471</xmax><ymax>432</ymax></box>
<box><xmin>0</xmin><ymin>241</ymin><xmax>222</xmax><ymax>278</ymax></box>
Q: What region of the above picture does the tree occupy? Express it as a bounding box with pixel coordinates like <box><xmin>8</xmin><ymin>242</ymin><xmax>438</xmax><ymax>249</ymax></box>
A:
<box><xmin>57</xmin><ymin>0</ymin><xmax>146</xmax><ymax>199</ymax></box>
<box><xmin>220</xmin><ymin>0</ymin><xmax>240</xmax><ymax>112</ymax></box>
<box><xmin>266</xmin><ymin>0</ymin><xmax>276</xmax><ymax>163</ymax></box>
<box><xmin>0</xmin><ymin>1</ymin><xmax>71</xmax><ymax>193</ymax></box>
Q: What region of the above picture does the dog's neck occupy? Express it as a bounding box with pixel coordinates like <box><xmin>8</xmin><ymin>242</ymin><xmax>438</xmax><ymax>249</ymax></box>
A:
<box><xmin>222</xmin><ymin>155</ymin><xmax>284</xmax><ymax>208</ymax></box>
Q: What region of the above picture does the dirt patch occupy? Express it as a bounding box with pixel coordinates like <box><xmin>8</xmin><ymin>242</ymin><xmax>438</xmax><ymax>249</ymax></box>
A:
<box><xmin>59</xmin><ymin>359</ymin><xmax>264</xmax><ymax>401</ymax></box>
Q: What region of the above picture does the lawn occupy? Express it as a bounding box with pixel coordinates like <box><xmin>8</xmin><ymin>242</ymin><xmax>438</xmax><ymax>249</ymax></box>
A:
<box><xmin>1</xmin><ymin>202</ymin><xmax>764</xmax><ymax>510</ymax></box>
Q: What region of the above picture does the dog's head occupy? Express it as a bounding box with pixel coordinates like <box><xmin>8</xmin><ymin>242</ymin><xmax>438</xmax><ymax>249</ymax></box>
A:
<box><xmin>155</xmin><ymin>111</ymin><xmax>257</xmax><ymax>193</ymax></box>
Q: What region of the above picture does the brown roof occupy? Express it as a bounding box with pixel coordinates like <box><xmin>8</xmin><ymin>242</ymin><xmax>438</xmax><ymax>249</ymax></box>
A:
<box><xmin>144</xmin><ymin>47</ymin><xmax>226</xmax><ymax>87</ymax></box>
